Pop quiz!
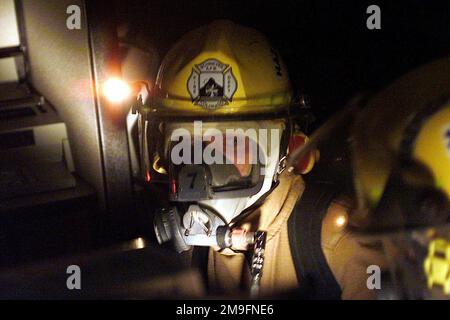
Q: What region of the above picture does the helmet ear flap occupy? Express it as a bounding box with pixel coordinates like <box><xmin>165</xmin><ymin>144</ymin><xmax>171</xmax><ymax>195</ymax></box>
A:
<box><xmin>288</xmin><ymin>131</ymin><xmax>318</xmax><ymax>174</ymax></box>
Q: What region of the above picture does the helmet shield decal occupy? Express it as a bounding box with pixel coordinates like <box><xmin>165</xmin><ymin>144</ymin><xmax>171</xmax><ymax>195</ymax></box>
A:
<box><xmin>187</xmin><ymin>59</ymin><xmax>237</xmax><ymax>110</ymax></box>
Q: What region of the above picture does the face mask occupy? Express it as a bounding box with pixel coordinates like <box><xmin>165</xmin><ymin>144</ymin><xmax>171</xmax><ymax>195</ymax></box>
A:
<box><xmin>153</xmin><ymin>121</ymin><xmax>283</xmax><ymax>252</ymax></box>
<box><xmin>199</xmin><ymin>141</ymin><xmax>280</xmax><ymax>223</ymax></box>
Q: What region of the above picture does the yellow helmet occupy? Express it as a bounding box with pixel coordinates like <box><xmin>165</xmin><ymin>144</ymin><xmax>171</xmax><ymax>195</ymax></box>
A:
<box><xmin>351</xmin><ymin>56</ymin><xmax>450</xmax><ymax>230</ymax></box>
<box><xmin>413</xmin><ymin>104</ymin><xmax>450</xmax><ymax>200</ymax></box>
<box><xmin>150</xmin><ymin>20</ymin><xmax>293</xmax><ymax>116</ymax></box>
<box><xmin>136</xmin><ymin>20</ymin><xmax>297</xmax><ymax>188</ymax></box>
<box><xmin>140</xmin><ymin>21</ymin><xmax>312</xmax><ymax>242</ymax></box>
<box><xmin>348</xmin><ymin>58</ymin><xmax>450</xmax><ymax>297</ymax></box>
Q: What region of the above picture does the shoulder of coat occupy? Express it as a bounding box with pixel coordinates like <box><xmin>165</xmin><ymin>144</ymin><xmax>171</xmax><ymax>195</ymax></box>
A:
<box><xmin>321</xmin><ymin>198</ymin><xmax>352</xmax><ymax>250</ymax></box>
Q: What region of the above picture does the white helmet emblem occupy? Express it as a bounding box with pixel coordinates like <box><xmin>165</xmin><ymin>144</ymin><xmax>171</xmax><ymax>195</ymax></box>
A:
<box><xmin>187</xmin><ymin>59</ymin><xmax>237</xmax><ymax>110</ymax></box>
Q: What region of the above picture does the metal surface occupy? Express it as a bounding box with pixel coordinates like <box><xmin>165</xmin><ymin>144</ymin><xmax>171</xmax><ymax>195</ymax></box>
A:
<box><xmin>0</xmin><ymin>46</ymin><xmax>22</xmax><ymax>59</ymax></box>
<box><xmin>18</xmin><ymin>0</ymin><xmax>136</xmax><ymax>237</ymax></box>
<box><xmin>250</xmin><ymin>231</ymin><xmax>267</xmax><ymax>298</ymax></box>
<box><xmin>19</xmin><ymin>0</ymin><xmax>105</xmax><ymax>203</ymax></box>
<box><xmin>84</xmin><ymin>0</ymin><xmax>135</xmax><ymax>236</ymax></box>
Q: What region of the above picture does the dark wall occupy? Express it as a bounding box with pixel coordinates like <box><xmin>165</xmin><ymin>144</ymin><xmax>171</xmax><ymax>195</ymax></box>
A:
<box><xmin>114</xmin><ymin>0</ymin><xmax>450</xmax><ymax>126</ymax></box>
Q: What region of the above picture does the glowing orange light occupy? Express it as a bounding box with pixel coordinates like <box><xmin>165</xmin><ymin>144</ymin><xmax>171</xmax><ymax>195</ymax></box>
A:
<box><xmin>335</xmin><ymin>215</ymin><xmax>347</xmax><ymax>227</ymax></box>
<box><xmin>145</xmin><ymin>170</ymin><xmax>151</xmax><ymax>182</ymax></box>
<box><xmin>133</xmin><ymin>237</ymin><xmax>146</xmax><ymax>249</ymax></box>
<box><xmin>171</xmin><ymin>179</ymin><xmax>177</xmax><ymax>195</ymax></box>
<box><xmin>103</xmin><ymin>77</ymin><xmax>131</xmax><ymax>103</ymax></box>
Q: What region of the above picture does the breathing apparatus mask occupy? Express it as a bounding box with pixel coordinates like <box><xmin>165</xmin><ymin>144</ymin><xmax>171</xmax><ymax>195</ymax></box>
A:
<box><xmin>129</xmin><ymin>19</ymin><xmax>318</xmax><ymax>264</ymax></box>
<box><xmin>150</xmin><ymin>119</ymin><xmax>287</xmax><ymax>252</ymax></box>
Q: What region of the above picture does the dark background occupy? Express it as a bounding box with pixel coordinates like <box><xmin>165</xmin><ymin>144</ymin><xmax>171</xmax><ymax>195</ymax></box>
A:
<box><xmin>2</xmin><ymin>0</ymin><xmax>449</xmax><ymax>270</ymax></box>
<box><xmin>115</xmin><ymin>0</ymin><xmax>450</xmax><ymax>126</ymax></box>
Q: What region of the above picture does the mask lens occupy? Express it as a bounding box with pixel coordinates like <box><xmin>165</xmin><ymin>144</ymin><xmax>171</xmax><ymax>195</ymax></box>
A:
<box><xmin>168</xmin><ymin>133</ymin><xmax>263</xmax><ymax>200</ymax></box>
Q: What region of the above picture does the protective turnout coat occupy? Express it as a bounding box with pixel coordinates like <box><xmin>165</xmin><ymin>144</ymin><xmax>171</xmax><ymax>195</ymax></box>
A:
<box><xmin>207</xmin><ymin>170</ymin><xmax>386</xmax><ymax>299</ymax></box>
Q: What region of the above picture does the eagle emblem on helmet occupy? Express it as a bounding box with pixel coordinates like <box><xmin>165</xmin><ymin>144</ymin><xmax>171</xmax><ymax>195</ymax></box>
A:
<box><xmin>187</xmin><ymin>59</ymin><xmax>237</xmax><ymax>110</ymax></box>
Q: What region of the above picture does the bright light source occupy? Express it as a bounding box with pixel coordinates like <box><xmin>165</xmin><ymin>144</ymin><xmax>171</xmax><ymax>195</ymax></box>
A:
<box><xmin>133</xmin><ymin>237</ymin><xmax>146</xmax><ymax>249</ymax></box>
<box><xmin>335</xmin><ymin>215</ymin><xmax>347</xmax><ymax>227</ymax></box>
<box><xmin>103</xmin><ymin>77</ymin><xmax>131</xmax><ymax>103</ymax></box>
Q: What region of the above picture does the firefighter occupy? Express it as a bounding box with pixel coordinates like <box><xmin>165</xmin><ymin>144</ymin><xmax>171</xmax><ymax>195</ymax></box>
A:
<box><xmin>342</xmin><ymin>56</ymin><xmax>450</xmax><ymax>299</ymax></box>
<box><xmin>136</xmin><ymin>20</ymin><xmax>386</xmax><ymax>299</ymax></box>
<box><xmin>288</xmin><ymin>54</ymin><xmax>450</xmax><ymax>298</ymax></box>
